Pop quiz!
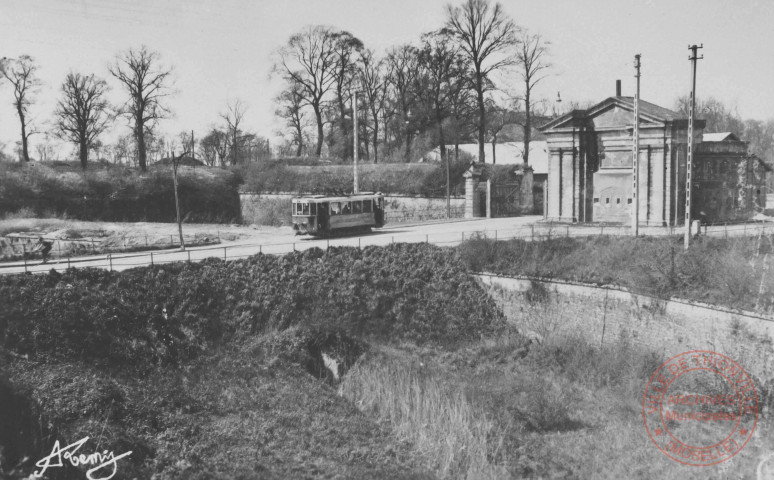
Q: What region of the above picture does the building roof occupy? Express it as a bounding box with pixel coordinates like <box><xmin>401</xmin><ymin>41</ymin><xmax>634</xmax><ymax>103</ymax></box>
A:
<box><xmin>702</xmin><ymin>132</ymin><xmax>741</xmax><ymax>142</ymax></box>
<box><xmin>539</xmin><ymin>96</ymin><xmax>694</xmax><ymax>131</ymax></box>
<box><xmin>423</xmin><ymin>141</ymin><xmax>549</xmax><ymax>175</ymax></box>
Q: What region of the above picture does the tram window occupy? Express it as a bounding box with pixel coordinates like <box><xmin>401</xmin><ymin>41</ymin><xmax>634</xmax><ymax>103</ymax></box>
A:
<box><xmin>342</xmin><ymin>202</ymin><xmax>351</xmax><ymax>214</ymax></box>
<box><xmin>363</xmin><ymin>199</ymin><xmax>372</xmax><ymax>213</ymax></box>
<box><xmin>353</xmin><ymin>201</ymin><xmax>362</xmax><ymax>213</ymax></box>
<box><xmin>331</xmin><ymin>202</ymin><xmax>342</xmax><ymax>215</ymax></box>
<box><xmin>311</xmin><ymin>203</ymin><xmax>317</xmax><ymax>215</ymax></box>
<box><xmin>294</xmin><ymin>202</ymin><xmax>303</xmax><ymax>215</ymax></box>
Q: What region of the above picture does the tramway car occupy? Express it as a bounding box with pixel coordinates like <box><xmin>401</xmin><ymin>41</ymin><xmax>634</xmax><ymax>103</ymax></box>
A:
<box><xmin>292</xmin><ymin>192</ymin><xmax>385</xmax><ymax>236</ymax></box>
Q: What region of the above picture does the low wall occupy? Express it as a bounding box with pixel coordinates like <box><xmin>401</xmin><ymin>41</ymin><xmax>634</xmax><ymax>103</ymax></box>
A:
<box><xmin>240</xmin><ymin>193</ymin><xmax>465</xmax><ymax>225</ymax></box>
<box><xmin>477</xmin><ymin>273</ymin><xmax>774</xmax><ymax>379</ymax></box>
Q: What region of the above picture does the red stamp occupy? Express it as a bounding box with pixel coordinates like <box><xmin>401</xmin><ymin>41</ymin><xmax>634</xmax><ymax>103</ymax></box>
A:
<box><xmin>642</xmin><ymin>350</ymin><xmax>758</xmax><ymax>466</ymax></box>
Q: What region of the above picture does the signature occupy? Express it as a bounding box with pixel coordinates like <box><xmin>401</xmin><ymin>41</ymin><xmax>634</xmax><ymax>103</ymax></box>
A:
<box><xmin>33</xmin><ymin>436</ymin><xmax>132</xmax><ymax>480</ymax></box>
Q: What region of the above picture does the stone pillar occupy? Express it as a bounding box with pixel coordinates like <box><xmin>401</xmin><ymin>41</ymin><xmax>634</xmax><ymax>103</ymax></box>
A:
<box><xmin>516</xmin><ymin>165</ymin><xmax>534</xmax><ymax>214</ymax></box>
<box><xmin>463</xmin><ymin>164</ymin><xmax>483</xmax><ymax>218</ymax></box>
<box><xmin>649</xmin><ymin>146</ymin><xmax>666</xmax><ymax>226</ymax></box>
<box><xmin>561</xmin><ymin>148</ymin><xmax>575</xmax><ymax>221</ymax></box>
<box><xmin>486</xmin><ymin>179</ymin><xmax>492</xmax><ymax>218</ymax></box>
<box><xmin>547</xmin><ymin>149</ymin><xmax>562</xmax><ymax>220</ymax></box>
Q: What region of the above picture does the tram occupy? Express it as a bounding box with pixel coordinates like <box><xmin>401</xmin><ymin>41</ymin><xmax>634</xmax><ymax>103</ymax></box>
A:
<box><xmin>292</xmin><ymin>192</ymin><xmax>385</xmax><ymax>236</ymax></box>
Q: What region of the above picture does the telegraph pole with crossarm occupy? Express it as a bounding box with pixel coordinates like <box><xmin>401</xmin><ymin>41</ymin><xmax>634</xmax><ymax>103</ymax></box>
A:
<box><xmin>684</xmin><ymin>44</ymin><xmax>703</xmax><ymax>250</ymax></box>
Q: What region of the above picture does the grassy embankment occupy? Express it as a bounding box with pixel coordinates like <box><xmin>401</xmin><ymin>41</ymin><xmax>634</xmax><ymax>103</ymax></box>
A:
<box><xmin>458</xmin><ymin>233</ymin><xmax>774</xmax><ymax>313</ymax></box>
<box><xmin>0</xmin><ymin>161</ymin><xmax>241</xmax><ymax>223</ymax></box>
<box><xmin>3</xmin><ymin>238</ymin><xmax>771</xmax><ymax>478</ymax></box>
<box><xmin>0</xmin><ymin>243</ymin><xmax>500</xmax><ymax>479</ymax></box>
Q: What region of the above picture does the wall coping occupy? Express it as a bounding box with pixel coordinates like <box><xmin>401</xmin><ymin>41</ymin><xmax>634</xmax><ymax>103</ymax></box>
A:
<box><xmin>476</xmin><ymin>271</ymin><xmax>774</xmax><ymax>323</ymax></box>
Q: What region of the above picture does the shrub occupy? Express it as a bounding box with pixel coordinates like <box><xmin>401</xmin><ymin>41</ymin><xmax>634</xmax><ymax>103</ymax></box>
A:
<box><xmin>0</xmin><ymin>243</ymin><xmax>505</xmax><ymax>370</ymax></box>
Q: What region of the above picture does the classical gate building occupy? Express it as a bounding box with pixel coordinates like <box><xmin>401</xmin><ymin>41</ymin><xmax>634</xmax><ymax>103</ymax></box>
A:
<box><xmin>539</xmin><ymin>95</ymin><xmax>768</xmax><ymax>225</ymax></box>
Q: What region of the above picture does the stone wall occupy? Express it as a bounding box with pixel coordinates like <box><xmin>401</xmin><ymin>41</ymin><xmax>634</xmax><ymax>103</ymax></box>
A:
<box><xmin>478</xmin><ymin>274</ymin><xmax>774</xmax><ymax>380</ymax></box>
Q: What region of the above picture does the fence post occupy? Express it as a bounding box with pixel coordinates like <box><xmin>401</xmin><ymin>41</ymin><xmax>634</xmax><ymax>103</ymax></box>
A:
<box><xmin>187</xmin><ymin>250</ymin><xmax>191</xmax><ymax>263</ymax></box>
<box><xmin>224</xmin><ymin>247</ymin><xmax>227</xmax><ymax>260</ymax></box>
<box><xmin>566</xmin><ymin>226</ymin><xmax>570</xmax><ymax>237</ymax></box>
<box><xmin>260</xmin><ymin>244</ymin><xmax>262</xmax><ymax>254</ymax></box>
<box><xmin>217</xmin><ymin>230</ymin><xmax>221</xmax><ymax>243</ymax></box>
<box><xmin>326</xmin><ymin>239</ymin><xmax>329</xmax><ymax>251</ymax></box>
<box><xmin>57</xmin><ymin>240</ymin><xmax>61</xmax><ymax>257</ymax></box>
<box><xmin>426</xmin><ymin>234</ymin><xmax>428</xmax><ymax>244</ymax></box>
<box><xmin>293</xmin><ymin>242</ymin><xmax>296</xmax><ymax>252</ymax></box>
<box><xmin>68</xmin><ymin>257</ymin><xmax>71</xmax><ymax>269</ymax></box>
<box><xmin>91</xmin><ymin>239</ymin><xmax>95</xmax><ymax>254</ymax></box>
<box><xmin>358</xmin><ymin>238</ymin><xmax>361</xmax><ymax>250</ymax></box>
<box><xmin>170</xmin><ymin>235</ymin><xmax>174</xmax><ymax>246</ymax></box>
<box><xmin>108</xmin><ymin>254</ymin><xmax>112</xmax><ymax>272</ymax></box>
<box><xmin>150</xmin><ymin>252</ymin><xmax>154</xmax><ymax>266</ymax></box>
<box><xmin>531</xmin><ymin>225</ymin><xmax>534</xmax><ymax>241</ymax></box>
<box><xmin>23</xmin><ymin>254</ymin><xmax>27</xmax><ymax>273</ymax></box>
<box><xmin>495</xmin><ymin>230</ymin><xmax>497</xmax><ymax>242</ymax></box>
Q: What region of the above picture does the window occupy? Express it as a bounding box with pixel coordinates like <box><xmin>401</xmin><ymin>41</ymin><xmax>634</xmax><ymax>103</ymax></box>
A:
<box><xmin>331</xmin><ymin>202</ymin><xmax>342</xmax><ymax>215</ymax></box>
<box><xmin>311</xmin><ymin>203</ymin><xmax>317</xmax><ymax>215</ymax></box>
<box><xmin>593</xmin><ymin>197</ymin><xmax>599</xmax><ymax>204</ymax></box>
<box><xmin>352</xmin><ymin>201</ymin><xmax>362</xmax><ymax>214</ymax></box>
<box><xmin>294</xmin><ymin>202</ymin><xmax>303</xmax><ymax>215</ymax></box>
<box><xmin>627</xmin><ymin>198</ymin><xmax>632</xmax><ymax>204</ymax></box>
<box><xmin>605</xmin><ymin>198</ymin><xmax>610</xmax><ymax>204</ymax></box>
<box><xmin>302</xmin><ymin>203</ymin><xmax>310</xmax><ymax>215</ymax></box>
<box><xmin>342</xmin><ymin>202</ymin><xmax>351</xmax><ymax>214</ymax></box>
<box><xmin>616</xmin><ymin>198</ymin><xmax>621</xmax><ymax>205</ymax></box>
<box><xmin>363</xmin><ymin>199</ymin><xmax>372</xmax><ymax>213</ymax></box>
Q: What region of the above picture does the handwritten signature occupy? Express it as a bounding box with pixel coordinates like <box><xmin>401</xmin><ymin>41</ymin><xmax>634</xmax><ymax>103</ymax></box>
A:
<box><xmin>33</xmin><ymin>436</ymin><xmax>132</xmax><ymax>480</ymax></box>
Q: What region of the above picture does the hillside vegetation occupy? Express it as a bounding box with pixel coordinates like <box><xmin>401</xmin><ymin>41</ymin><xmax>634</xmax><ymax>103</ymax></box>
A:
<box><xmin>237</xmin><ymin>159</ymin><xmax>474</xmax><ymax>197</ymax></box>
<box><xmin>0</xmin><ymin>162</ymin><xmax>241</xmax><ymax>223</ymax></box>
<box><xmin>0</xmin><ymin>243</ymin><xmax>503</xmax><ymax>479</ymax></box>
<box><xmin>458</xmin><ymin>233</ymin><xmax>774</xmax><ymax>312</ymax></box>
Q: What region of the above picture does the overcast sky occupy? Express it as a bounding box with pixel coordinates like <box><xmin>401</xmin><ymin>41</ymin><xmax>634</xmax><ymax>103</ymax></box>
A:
<box><xmin>1</xmin><ymin>0</ymin><xmax>773</xmax><ymax>158</ymax></box>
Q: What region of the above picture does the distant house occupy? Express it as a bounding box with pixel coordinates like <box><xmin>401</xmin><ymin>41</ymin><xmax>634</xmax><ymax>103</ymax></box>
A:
<box><xmin>538</xmin><ymin>95</ymin><xmax>768</xmax><ymax>225</ymax></box>
<box><xmin>423</xmin><ymin>141</ymin><xmax>549</xmax><ymax>185</ymax></box>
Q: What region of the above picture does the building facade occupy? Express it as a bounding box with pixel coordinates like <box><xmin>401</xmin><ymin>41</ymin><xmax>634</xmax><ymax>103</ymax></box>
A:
<box><xmin>539</xmin><ymin>96</ymin><xmax>767</xmax><ymax>225</ymax></box>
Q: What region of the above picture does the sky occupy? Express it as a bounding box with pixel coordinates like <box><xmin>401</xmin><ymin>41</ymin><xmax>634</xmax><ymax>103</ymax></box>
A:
<box><xmin>1</xmin><ymin>0</ymin><xmax>773</xmax><ymax>159</ymax></box>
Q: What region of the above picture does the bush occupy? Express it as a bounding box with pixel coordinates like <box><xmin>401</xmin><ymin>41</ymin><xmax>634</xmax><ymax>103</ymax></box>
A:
<box><xmin>457</xmin><ymin>234</ymin><xmax>774</xmax><ymax>311</ymax></box>
<box><xmin>0</xmin><ymin>162</ymin><xmax>241</xmax><ymax>223</ymax></box>
<box><xmin>0</xmin><ymin>243</ymin><xmax>505</xmax><ymax>370</ymax></box>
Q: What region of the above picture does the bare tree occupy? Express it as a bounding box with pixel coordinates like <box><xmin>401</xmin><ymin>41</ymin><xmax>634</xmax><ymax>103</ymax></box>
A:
<box><xmin>108</xmin><ymin>46</ymin><xmax>173</xmax><ymax>171</ymax></box>
<box><xmin>386</xmin><ymin>44</ymin><xmax>422</xmax><ymax>161</ymax></box>
<box><xmin>0</xmin><ymin>55</ymin><xmax>42</xmax><ymax>162</ymax></box>
<box><xmin>357</xmin><ymin>49</ymin><xmax>388</xmax><ymax>163</ymax></box>
<box><xmin>200</xmin><ymin>128</ymin><xmax>229</xmax><ymax>166</ymax></box>
<box><xmin>275</xmin><ymin>82</ymin><xmax>308</xmax><ymax>157</ymax></box>
<box><xmin>514</xmin><ymin>30</ymin><xmax>550</xmax><ymax>165</ymax></box>
<box><xmin>221</xmin><ymin>99</ymin><xmax>247</xmax><ymax>165</ymax></box>
<box><xmin>275</xmin><ymin>26</ymin><xmax>339</xmax><ymax>157</ymax></box>
<box><xmin>445</xmin><ymin>0</ymin><xmax>518</xmax><ymax>163</ymax></box>
<box><xmin>53</xmin><ymin>73</ymin><xmax>111</xmax><ymax>169</ymax></box>
<box><xmin>417</xmin><ymin>30</ymin><xmax>470</xmax><ymax>162</ymax></box>
<box><xmin>331</xmin><ymin>31</ymin><xmax>364</xmax><ymax>160</ymax></box>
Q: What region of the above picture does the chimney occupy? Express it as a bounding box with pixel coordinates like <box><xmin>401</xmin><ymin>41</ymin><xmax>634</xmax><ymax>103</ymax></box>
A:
<box><xmin>616</xmin><ymin>80</ymin><xmax>622</xmax><ymax>97</ymax></box>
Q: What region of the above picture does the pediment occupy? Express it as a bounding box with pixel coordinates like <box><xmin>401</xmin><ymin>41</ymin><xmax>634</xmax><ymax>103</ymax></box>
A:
<box><xmin>590</xmin><ymin>104</ymin><xmax>663</xmax><ymax>129</ymax></box>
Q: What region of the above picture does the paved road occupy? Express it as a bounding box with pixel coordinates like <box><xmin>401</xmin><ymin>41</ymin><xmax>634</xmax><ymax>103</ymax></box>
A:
<box><xmin>2</xmin><ymin>216</ymin><xmax>772</xmax><ymax>275</ymax></box>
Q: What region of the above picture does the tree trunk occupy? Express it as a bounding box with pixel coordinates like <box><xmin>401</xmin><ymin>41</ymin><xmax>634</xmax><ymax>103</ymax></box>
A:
<box><xmin>314</xmin><ymin>103</ymin><xmax>324</xmax><ymax>157</ymax></box>
<box><xmin>372</xmin><ymin>116</ymin><xmax>379</xmax><ymax>164</ymax></box>
<box><xmin>524</xmin><ymin>85</ymin><xmax>531</xmax><ymax>165</ymax></box>
<box><xmin>437</xmin><ymin>109</ymin><xmax>446</xmax><ymax>162</ymax></box>
<box><xmin>18</xmin><ymin>106</ymin><xmax>29</xmax><ymax>162</ymax></box>
<box><xmin>136</xmin><ymin>124</ymin><xmax>147</xmax><ymax>172</ymax></box>
<box><xmin>79</xmin><ymin>139</ymin><xmax>88</xmax><ymax>170</ymax></box>
<box><xmin>476</xmin><ymin>73</ymin><xmax>486</xmax><ymax>163</ymax></box>
<box><xmin>492</xmin><ymin>134</ymin><xmax>497</xmax><ymax>165</ymax></box>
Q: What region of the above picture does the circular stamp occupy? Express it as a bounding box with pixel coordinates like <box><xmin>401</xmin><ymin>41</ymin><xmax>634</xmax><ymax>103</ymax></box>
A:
<box><xmin>642</xmin><ymin>350</ymin><xmax>758</xmax><ymax>466</ymax></box>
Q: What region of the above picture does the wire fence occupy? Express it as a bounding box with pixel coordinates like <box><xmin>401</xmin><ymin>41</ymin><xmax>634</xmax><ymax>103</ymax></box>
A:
<box><xmin>3</xmin><ymin>221</ymin><xmax>774</xmax><ymax>275</ymax></box>
<box><xmin>0</xmin><ymin>232</ymin><xmax>222</xmax><ymax>261</ymax></box>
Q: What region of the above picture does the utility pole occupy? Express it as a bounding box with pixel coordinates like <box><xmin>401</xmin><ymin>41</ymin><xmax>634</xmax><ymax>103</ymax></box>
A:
<box><xmin>171</xmin><ymin>149</ymin><xmax>186</xmax><ymax>251</ymax></box>
<box><xmin>353</xmin><ymin>91</ymin><xmax>359</xmax><ymax>194</ymax></box>
<box><xmin>684</xmin><ymin>44</ymin><xmax>703</xmax><ymax>250</ymax></box>
<box><xmin>632</xmin><ymin>54</ymin><xmax>641</xmax><ymax>236</ymax></box>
